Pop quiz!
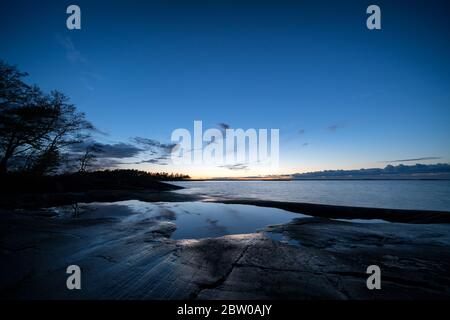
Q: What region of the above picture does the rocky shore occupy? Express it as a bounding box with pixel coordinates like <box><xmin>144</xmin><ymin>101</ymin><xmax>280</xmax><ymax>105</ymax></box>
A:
<box><xmin>1</xmin><ymin>197</ymin><xmax>449</xmax><ymax>300</ymax></box>
<box><xmin>0</xmin><ymin>189</ymin><xmax>199</xmax><ymax>209</ymax></box>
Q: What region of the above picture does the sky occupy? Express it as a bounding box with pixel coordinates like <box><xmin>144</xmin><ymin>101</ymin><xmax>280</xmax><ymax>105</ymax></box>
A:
<box><xmin>1</xmin><ymin>0</ymin><xmax>449</xmax><ymax>178</ymax></box>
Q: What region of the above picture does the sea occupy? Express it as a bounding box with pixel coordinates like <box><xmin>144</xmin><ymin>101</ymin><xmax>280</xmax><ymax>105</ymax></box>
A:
<box><xmin>172</xmin><ymin>180</ymin><xmax>450</xmax><ymax>212</ymax></box>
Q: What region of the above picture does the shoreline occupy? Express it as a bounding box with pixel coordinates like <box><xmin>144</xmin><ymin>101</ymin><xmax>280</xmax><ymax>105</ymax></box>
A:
<box><xmin>0</xmin><ymin>189</ymin><xmax>201</xmax><ymax>209</ymax></box>
<box><xmin>1</xmin><ymin>189</ymin><xmax>449</xmax><ymax>223</ymax></box>
<box><xmin>213</xmin><ymin>199</ymin><xmax>450</xmax><ymax>224</ymax></box>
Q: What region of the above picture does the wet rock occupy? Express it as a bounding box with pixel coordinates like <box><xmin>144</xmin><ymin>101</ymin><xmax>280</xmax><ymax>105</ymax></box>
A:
<box><xmin>1</xmin><ymin>204</ymin><xmax>449</xmax><ymax>299</ymax></box>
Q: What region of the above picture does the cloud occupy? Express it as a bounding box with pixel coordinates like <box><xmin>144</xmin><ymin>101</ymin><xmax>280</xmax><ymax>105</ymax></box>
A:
<box><xmin>197</xmin><ymin>123</ymin><xmax>231</xmax><ymax>148</ymax></box>
<box><xmin>81</xmin><ymin>71</ymin><xmax>103</xmax><ymax>81</ymax></box>
<box><xmin>69</xmin><ymin>137</ymin><xmax>184</xmax><ymax>168</ymax></box>
<box><xmin>382</xmin><ymin>157</ymin><xmax>442</xmax><ymax>163</ymax></box>
<box><xmin>69</xmin><ymin>142</ymin><xmax>143</xmax><ymax>158</ymax></box>
<box><xmin>132</xmin><ymin>137</ymin><xmax>181</xmax><ymax>165</ymax></box>
<box><xmin>57</xmin><ymin>35</ymin><xmax>87</xmax><ymax>64</ymax></box>
<box><xmin>155</xmin><ymin>209</ymin><xmax>176</xmax><ymax>220</ymax></box>
<box><xmin>219</xmin><ymin>163</ymin><xmax>249</xmax><ymax>171</ymax></box>
<box><xmin>89</xmin><ymin>158</ymin><xmax>124</xmax><ymax>169</ymax></box>
<box><xmin>291</xmin><ymin>163</ymin><xmax>450</xmax><ymax>179</ymax></box>
<box><xmin>327</xmin><ymin>124</ymin><xmax>341</xmax><ymax>132</ymax></box>
<box><xmin>133</xmin><ymin>155</ymin><xmax>170</xmax><ymax>166</ymax></box>
<box><xmin>133</xmin><ymin>137</ymin><xmax>177</xmax><ymax>153</ymax></box>
<box><xmin>205</xmin><ymin>218</ymin><xmax>228</xmax><ymax>234</ymax></box>
<box><xmin>67</xmin><ymin>136</ymin><xmax>184</xmax><ymax>169</ymax></box>
<box><xmin>80</xmin><ymin>77</ymin><xmax>94</xmax><ymax>91</ymax></box>
<box><xmin>80</xmin><ymin>71</ymin><xmax>103</xmax><ymax>91</ymax></box>
<box><xmin>57</xmin><ymin>35</ymin><xmax>103</xmax><ymax>91</ymax></box>
<box><xmin>218</xmin><ymin>123</ymin><xmax>230</xmax><ymax>131</ymax></box>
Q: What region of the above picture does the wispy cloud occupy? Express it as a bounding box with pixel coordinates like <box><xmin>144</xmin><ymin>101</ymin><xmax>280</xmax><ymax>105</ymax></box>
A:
<box><xmin>81</xmin><ymin>71</ymin><xmax>103</xmax><ymax>81</ymax></box>
<box><xmin>327</xmin><ymin>124</ymin><xmax>342</xmax><ymax>132</ymax></box>
<box><xmin>291</xmin><ymin>163</ymin><xmax>450</xmax><ymax>179</ymax></box>
<box><xmin>133</xmin><ymin>156</ymin><xmax>170</xmax><ymax>166</ymax></box>
<box><xmin>68</xmin><ymin>137</ymin><xmax>178</xmax><ymax>168</ymax></box>
<box><xmin>89</xmin><ymin>158</ymin><xmax>124</xmax><ymax>170</ymax></box>
<box><xmin>218</xmin><ymin>123</ymin><xmax>230</xmax><ymax>132</ymax></box>
<box><xmin>205</xmin><ymin>218</ymin><xmax>228</xmax><ymax>234</ymax></box>
<box><xmin>202</xmin><ymin>122</ymin><xmax>231</xmax><ymax>147</ymax></box>
<box><xmin>80</xmin><ymin>77</ymin><xmax>94</xmax><ymax>91</ymax></box>
<box><xmin>57</xmin><ymin>35</ymin><xmax>103</xmax><ymax>91</ymax></box>
<box><xmin>132</xmin><ymin>137</ymin><xmax>179</xmax><ymax>165</ymax></box>
<box><xmin>69</xmin><ymin>141</ymin><xmax>143</xmax><ymax>158</ymax></box>
<box><xmin>57</xmin><ymin>35</ymin><xmax>87</xmax><ymax>64</ymax></box>
<box><xmin>381</xmin><ymin>157</ymin><xmax>442</xmax><ymax>163</ymax></box>
<box><xmin>219</xmin><ymin>163</ymin><xmax>249</xmax><ymax>171</ymax></box>
<box><xmin>133</xmin><ymin>137</ymin><xmax>177</xmax><ymax>153</ymax></box>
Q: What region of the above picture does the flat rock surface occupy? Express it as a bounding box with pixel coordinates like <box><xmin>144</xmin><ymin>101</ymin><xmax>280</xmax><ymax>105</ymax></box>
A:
<box><xmin>1</xmin><ymin>202</ymin><xmax>449</xmax><ymax>299</ymax></box>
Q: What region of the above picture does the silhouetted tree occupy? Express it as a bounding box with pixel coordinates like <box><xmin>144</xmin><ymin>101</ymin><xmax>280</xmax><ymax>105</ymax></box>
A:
<box><xmin>78</xmin><ymin>143</ymin><xmax>103</xmax><ymax>172</ymax></box>
<box><xmin>0</xmin><ymin>61</ymin><xmax>94</xmax><ymax>175</ymax></box>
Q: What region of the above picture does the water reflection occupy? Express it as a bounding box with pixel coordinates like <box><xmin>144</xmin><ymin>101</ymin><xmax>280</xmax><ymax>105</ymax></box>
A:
<box><xmin>48</xmin><ymin>200</ymin><xmax>306</xmax><ymax>240</ymax></box>
<box><xmin>263</xmin><ymin>231</ymin><xmax>301</xmax><ymax>247</ymax></box>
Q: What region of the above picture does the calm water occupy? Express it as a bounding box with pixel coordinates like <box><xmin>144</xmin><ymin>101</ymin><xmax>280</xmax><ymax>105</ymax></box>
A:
<box><xmin>50</xmin><ymin>200</ymin><xmax>304</xmax><ymax>240</ymax></box>
<box><xmin>172</xmin><ymin>180</ymin><xmax>450</xmax><ymax>212</ymax></box>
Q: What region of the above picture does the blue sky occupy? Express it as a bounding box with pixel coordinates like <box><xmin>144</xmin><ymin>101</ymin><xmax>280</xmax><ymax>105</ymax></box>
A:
<box><xmin>1</xmin><ymin>0</ymin><xmax>449</xmax><ymax>177</ymax></box>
